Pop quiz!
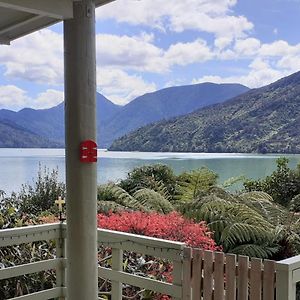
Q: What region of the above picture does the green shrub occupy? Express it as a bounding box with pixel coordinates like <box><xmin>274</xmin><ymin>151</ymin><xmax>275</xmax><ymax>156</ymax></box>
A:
<box><xmin>18</xmin><ymin>165</ymin><xmax>65</xmax><ymax>215</ymax></box>
<box><xmin>244</xmin><ymin>157</ymin><xmax>300</xmax><ymax>207</ymax></box>
<box><xmin>119</xmin><ymin>164</ymin><xmax>177</xmax><ymax>197</ymax></box>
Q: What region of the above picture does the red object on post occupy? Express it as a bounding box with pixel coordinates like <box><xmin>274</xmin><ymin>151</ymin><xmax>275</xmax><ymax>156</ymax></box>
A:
<box><xmin>80</xmin><ymin>140</ymin><xmax>97</xmax><ymax>163</ymax></box>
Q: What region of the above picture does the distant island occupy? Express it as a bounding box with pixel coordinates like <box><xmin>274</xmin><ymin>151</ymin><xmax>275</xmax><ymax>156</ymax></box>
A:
<box><xmin>0</xmin><ymin>83</ymin><xmax>248</xmax><ymax>148</ymax></box>
<box><xmin>109</xmin><ymin>71</ymin><xmax>300</xmax><ymax>154</ymax></box>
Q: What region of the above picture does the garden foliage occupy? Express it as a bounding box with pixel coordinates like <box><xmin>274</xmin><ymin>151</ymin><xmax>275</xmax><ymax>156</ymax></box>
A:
<box><xmin>98</xmin><ymin>211</ymin><xmax>219</xmax><ymax>250</ymax></box>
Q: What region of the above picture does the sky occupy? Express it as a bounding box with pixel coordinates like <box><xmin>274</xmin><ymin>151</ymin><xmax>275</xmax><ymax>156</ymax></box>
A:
<box><xmin>1</xmin><ymin>0</ymin><xmax>300</xmax><ymax>111</ymax></box>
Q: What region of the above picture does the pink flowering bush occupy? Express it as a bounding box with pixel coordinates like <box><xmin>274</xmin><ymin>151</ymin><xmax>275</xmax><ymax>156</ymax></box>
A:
<box><xmin>97</xmin><ymin>211</ymin><xmax>219</xmax><ymax>299</ymax></box>
<box><xmin>98</xmin><ymin>211</ymin><xmax>218</xmax><ymax>250</ymax></box>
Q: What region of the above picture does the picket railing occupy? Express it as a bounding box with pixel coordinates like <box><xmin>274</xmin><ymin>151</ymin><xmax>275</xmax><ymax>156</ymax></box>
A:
<box><xmin>182</xmin><ymin>248</ymin><xmax>276</xmax><ymax>300</ymax></box>
<box><xmin>1</xmin><ymin>223</ymin><xmax>300</xmax><ymax>299</ymax></box>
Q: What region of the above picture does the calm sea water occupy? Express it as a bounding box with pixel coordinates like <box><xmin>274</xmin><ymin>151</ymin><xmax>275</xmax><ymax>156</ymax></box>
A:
<box><xmin>1</xmin><ymin>148</ymin><xmax>300</xmax><ymax>194</ymax></box>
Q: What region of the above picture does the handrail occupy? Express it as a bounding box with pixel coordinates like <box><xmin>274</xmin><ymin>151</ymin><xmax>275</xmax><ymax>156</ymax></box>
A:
<box><xmin>0</xmin><ymin>222</ymin><xmax>63</xmax><ymax>247</ymax></box>
<box><xmin>0</xmin><ymin>223</ymin><xmax>66</xmax><ymax>300</ymax></box>
<box><xmin>0</xmin><ymin>223</ymin><xmax>187</xmax><ymax>300</ymax></box>
<box><xmin>2</xmin><ymin>223</ymin><xmax>286</xmax><ymax>300</ymax></box>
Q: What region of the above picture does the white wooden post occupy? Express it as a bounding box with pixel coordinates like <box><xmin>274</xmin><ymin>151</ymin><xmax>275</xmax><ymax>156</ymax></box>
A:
<box><xmin>56</xmin><ymin>223</ymin><xmax>66</xmax><ymax>299</ymax></box>
<box><xmin>173</xmin><ymin>258</ymin><xmax>183</xmax><ymax>300</ymax></box>
<box><xmin>276</xmin><ymin>256</ymin><xmax>300</xmax><ymax>300</ymax></box>
<box><xmin>111</xmin><ymin>248</ymin><xmax>123</xmax><ymax>300</ymax></box>
<box><xmin>64</xmin><ymin>0</ymin><xmax>98</xmax><ymax>299</ymax></box>
<box><xmin>182</xmin><ymin>247</ymin><xmax>192</xmax><ymax>300</ymax></box>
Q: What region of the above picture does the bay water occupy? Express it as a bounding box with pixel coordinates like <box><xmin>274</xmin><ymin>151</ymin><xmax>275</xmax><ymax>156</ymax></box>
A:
<box><xmin>1</xmin><ymin>148</ymin><xmax>300</xmax><ymax>194</ymax></box>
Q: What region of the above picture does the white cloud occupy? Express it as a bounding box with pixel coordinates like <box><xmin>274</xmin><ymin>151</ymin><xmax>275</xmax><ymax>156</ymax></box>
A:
<box><xmin>34</xmin><ymin>89</ymin><xmax>64</xmax><ymax>109</ymax></box>
<box><xmin>0</xmin><ymin>30</ymin><xmax>63</xmax><ymax>85</ymax></box>
<box><xmin>96</xmin><ymin>0</ymin><xmax>253</xmax><ymax>39</ymax></box>
<box><xmin>97</xmin><ymin>34</ymin><xmax>214</xmax><ymax>73</ymax></box>
<box><xmin>259</xmin><ymin>40</ymin><xmax>299</xmax><ymax>57</ymax></box>
<box><xmin>0</xmin><ymin>85</ymin><xmax>64</xmax><ymax>111</ymax></box>
<box><xmin>0</xmin><ymin>85</ymin><xmax>29</xmax><ymax>110</ymax></box>
<box><xmin>234</xmin><ymin>38</ymin><xmax>261</xmax><ymax>56</ymax></box>
<box><xmin>97</xmin><ymin>68</ymin><xmax>156</xmax><ymax>105</ymax></box>
<box><xmin>165</xmin><ymin>39</ymin><xmax>213</xmax><ymax>66</ymax></box>
<box><xmin>96</xmin><ymin>33</ymin><xmax>167</xmax><ymax>73</ymax></box>
<box><xmin>192</xmin><ymin>58</ymin><xmax>287</xmax><ymax>88</ymax></box>
<box><xmin>214</xmin><ymin>37</ymin><xmax>233</xmax><ymax>50</ymax></box>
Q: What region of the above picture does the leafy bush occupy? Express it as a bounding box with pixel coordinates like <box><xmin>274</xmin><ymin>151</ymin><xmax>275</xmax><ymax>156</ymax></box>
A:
<box><xmin>18</xmin><ymin>165</ymin><xmax>65</xmax><ymax>215</ymax></box>
<box><xmin>119</xmin><ymin>164</ymin><xmax>177</xmax><ymax>197</ymax></box>
<box><xmin>244</xmin><ymin>157</ymin><xmax>300</xmax><ymax>207</ymax></box>
<box><xmin>97</xmin><ymin>183</ymin><xmax>175</xmax><ymax>214</ymax></box>
<box><xmin>176</xmin><ymin>167</ymin><xmax>218</xmax><ymax>203</ymax></box>
<box><xmin>98</xmin><ymin>211</ymin><xmax>219</xmax><ymax>250</ymax></box>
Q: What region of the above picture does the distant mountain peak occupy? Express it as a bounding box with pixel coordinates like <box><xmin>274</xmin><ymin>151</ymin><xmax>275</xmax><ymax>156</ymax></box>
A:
<box><xmin>109</xmin><ymin>70</ymin><xmax>300</xmax><ymax>154</ymax></box>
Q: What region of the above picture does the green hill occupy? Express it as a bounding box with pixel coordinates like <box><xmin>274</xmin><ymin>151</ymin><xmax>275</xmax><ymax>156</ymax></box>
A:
<box><xmin>0</xmin><ymin>120</ymin><xmax>61</xmax><ymax>148</ymax></box>
<box><xmin>110</xmin><ymin>71</ymin><xmax>300</xmax><ymax>153</ymax></box>
<box><xmin>101</xmin><ymin>83</ymin><xmax>249</xmax><ymax>146</ymax></box>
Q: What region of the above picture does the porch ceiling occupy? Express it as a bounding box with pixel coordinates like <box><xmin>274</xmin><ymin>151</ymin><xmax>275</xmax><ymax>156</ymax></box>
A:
<box><xmin>0</xmin><ymin>0</ymin><xmax>115</xmax><ymax>44</ymax></box>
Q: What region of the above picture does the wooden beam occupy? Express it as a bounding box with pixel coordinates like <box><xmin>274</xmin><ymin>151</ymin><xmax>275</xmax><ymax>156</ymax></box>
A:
<box><xmin>95</xmin><ymin>0</ymin><xmax>116</xmax><ymax>8</ymax></box>
<box><xmin>0</xmin><ymin>37</ymin><xmax>10</xmax><ymax>45</ymax></box>
<box><xmin>0</xmin><ymin>15</ymin><xmax>43</xmax><ymax>36</ymax></box>
<box><xmin>0</xmin><ymin>0</ymin><xmax>73</xmax><ymax>19</ymax></box>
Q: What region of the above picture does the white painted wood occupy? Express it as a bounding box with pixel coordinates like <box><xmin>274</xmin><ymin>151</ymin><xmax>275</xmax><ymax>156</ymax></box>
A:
<box><xmin>277</xmin><ymin>255</ymin><xmax>300</xmax><ymax>272</ymax></box>
<box><xmin>0</xmin><ymin>0</ymin><xmax>73</xmax><ymax>19</ymax></box>
<box><xmin>111</xmin><ymin>248</ymin><xmax>123</xmax><ymax>300</ymax></box>
<box><xmin>173</xmin><ymin>259</ymin><xmax>183</xmax><ymax>300</ymax></box>
<box><xmin>98</xmin><ymin>228</ymin><xmax>184</xmax><ymax>249</ymax></box>
<box><xmin>0</xmin><ymin>258</ymin><xmax>63</xmax><ymax>280</ymax></box>
<box><xmin>0</xmin><ymin>15</ymin><xmax>43</xmax><ymax>35</ymax></box>
<box><xmin>95</xmin><ymin>0</ymin><xmax>116</xmax><ymax>7</ymax></box>
<box><xmin>7</xmin><ymin>287</ymin><xmax>65</xmax><ymax>300</ymax></box>
<box><xmin>64</xmin><ymin>0</ymin><xmax>98</xmax><ymax>299</ymax></box>
<box><xmin>276</xmin><ymin>259</ymin><xmax>297</xmax><ymax>300</ymax></box>
<box><xmin>98</xmin><ymin>228</ymin><xmax>184</xmax><ymax>260</ymax></box>
<box><xmin>98</xmin><ymin>267</ymin><xmax>182</xmax><ymax>298</ymax></box>
<box><xmin>56</xmin><ymin>236</ymin><xmax>66</xmax><ymax>300</ymax></box>
<box><xmin>0</xmin><ymin>223</ymin><xmax>61</xmax><ymax>247</ymax></box>
<box><xmin>182</xmin><ymin>247</ymin><xmax>192</xmax><ymax>300</ymax></box>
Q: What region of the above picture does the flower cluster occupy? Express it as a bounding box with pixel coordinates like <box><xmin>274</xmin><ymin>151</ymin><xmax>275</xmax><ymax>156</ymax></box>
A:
<box><xmin>97</xmin><ymin>211</ymin><xmax>218</xmax><ymax>250</ymax></box>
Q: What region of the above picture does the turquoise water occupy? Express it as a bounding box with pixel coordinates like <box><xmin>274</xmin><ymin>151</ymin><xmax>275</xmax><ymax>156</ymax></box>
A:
<box><xmin>1</xmin><ymin>148</ymin><xmax>300</xmax><ymax>194</ymax></box>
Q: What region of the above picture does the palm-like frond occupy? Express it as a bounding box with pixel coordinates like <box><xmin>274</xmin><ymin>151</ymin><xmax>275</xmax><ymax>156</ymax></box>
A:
<box><xmin>230</xmin><ymin>244</ymin><xmax>279</xmax><ymax>258</ymax></box>
<box><xmin>177</xmin><ymin>168</ymin><xmax>218</xmax><ymax>202</ymax></box>
<box><xmin>98</xmin><ymin>184</ymin><xmax>145</xmax><ymax>211</ymax></box>
<box><xmin>133</xmin><ymin>188</ymin><xmax>174</xmax><ymax>214</ymax></box>
<box><xmin>221</xmin><ymin>175</ymin><xmax>246</xmax><ymax>189</ymax></box>
<box><xmin>238</xmin><ymin>191</ymin><xmax>287</xmax><ymax>225</ymax></box>
<box><xmin>182</xmin><ymin>192</ymin><xmax>277</xmax><ymax>257</ymax></box>
<box><xmin>97</xmin><ymin>201</ymin><xmax>127</xmax><ymax>213</ymax></box>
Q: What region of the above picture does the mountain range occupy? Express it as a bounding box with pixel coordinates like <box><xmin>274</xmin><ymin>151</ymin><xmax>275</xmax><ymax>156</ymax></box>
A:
<box><xmin>110</xmin><ymin>71</ymin><xmax>300</xmax><ymax>154</ymax></box>
<box><xmin>0</xmin><ymin>83</ymin><xmax>248</xmax><ymax>148</ymax></box>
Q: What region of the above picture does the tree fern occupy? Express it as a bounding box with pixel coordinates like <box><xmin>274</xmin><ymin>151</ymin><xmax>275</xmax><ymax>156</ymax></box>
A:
<box><xmin>98</xmin><ymin>184</ymin><xmax>144</xmax><ymax>211</ymax></box>
<box><xmin>230</xmin><ymin>244</ymin><xmax>279</xmax><ymax>258</ymax></box>
<box><xmin>177</xmin><ymin>168</ymin><xmax>218</xmax><ymax>203</ymax></box>
<box><xmin>133</xmin><ymin>188</ymin><xmax>174</xmax><ymax>214</ymax></box>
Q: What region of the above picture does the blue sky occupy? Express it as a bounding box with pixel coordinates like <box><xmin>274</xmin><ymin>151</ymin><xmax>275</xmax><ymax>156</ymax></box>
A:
<box><xmin>1</xmin><ymin>0</ymin><xmax>300</xmax><ymax>110</ymax></box>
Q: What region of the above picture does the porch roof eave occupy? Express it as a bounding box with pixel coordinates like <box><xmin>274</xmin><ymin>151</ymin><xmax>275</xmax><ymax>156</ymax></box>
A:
<box><xmin>0</xmin><ymin>0</ymin><xmax>115</xmax><ymax>45</ymax></box>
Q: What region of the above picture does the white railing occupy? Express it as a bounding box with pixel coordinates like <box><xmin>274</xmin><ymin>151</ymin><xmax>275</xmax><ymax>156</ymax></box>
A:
<box><xmin>276</xmin><ymin>255</ymin><xmax>300</xmax><ymax>300</ymax></box>
<box><xmin>0</xmin><ymin>223</ymin><xmax>67</xmax><ymax>300</ymax></box>
<box><xmin>1</xmin><ymin>223</ymin><xmax>300</xmax><ymax>300</ymax></box>
<box><xmin>0</xmin><ymin>223</ymin><xmax>188</xmax><ymax>300</ymax></box>
<box><xmin>98</xmin><ymin>228</ymin><xmax>186</xmax><ymax>300</ymax></box>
